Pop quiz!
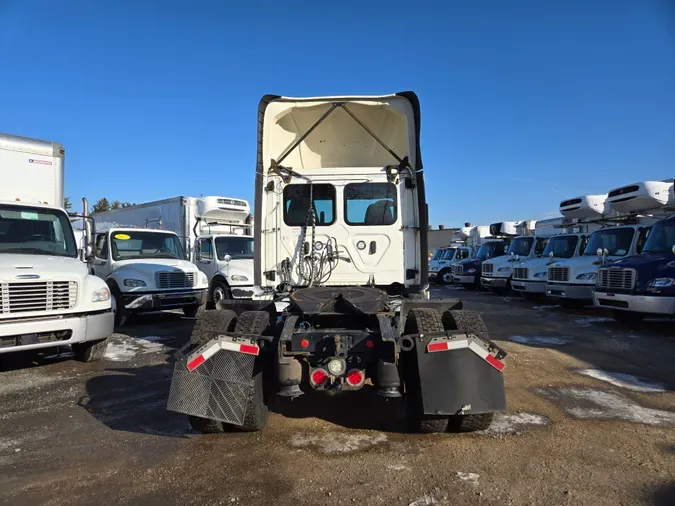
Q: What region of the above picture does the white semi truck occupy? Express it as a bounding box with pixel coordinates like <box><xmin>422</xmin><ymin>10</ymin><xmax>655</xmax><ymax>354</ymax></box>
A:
<box><xmin>0</xmin><ymin>133</ymin><xmax>114</xmax><ymax>361</ymax></box>
<box><xmin>92</xmin><ymin>196</ymin><xmax>255</xmax><ymax>310</ymax></box>
<box><xmin>545</xmin><ymin>193</ymin><xmax>655</xmax><ymax>307</ymax></box>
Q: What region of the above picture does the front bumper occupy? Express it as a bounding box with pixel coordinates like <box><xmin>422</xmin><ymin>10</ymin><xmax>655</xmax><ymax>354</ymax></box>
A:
<box><xmin>230</xmin><ymin>285</ymin><xmax>255</xmax><ymax>299</ymax></box>
<box><xmin>123</xmin><ymin>289</ymin><xmax>207</xmax><ymax>311</ymax></box>
<box><xmin>546</xmin><ymin>283</ymin><xmax>594</xmax><ymax>301</ymax></box>
<box><xmin>454</xmin><ymin>275</ymin><xmax>476</xmax><ymax>284</ymax></box>
<box><xmin>0</xmin><ymin>311</ymin><xmax>114</xmax><ymax>354</ymax></box>
<box><xmin>593</xmin><ymin>291</ymin><xmax>675</xmax><ymax>316</ymax></box>
<box><xmin>511</xmin><ymin>279</ymin><xmax>546</xmax><ymax>294</ymax></box>
<box><xmin>481</xmin><ymin>276</ymin><xmax>509</xmax><ymax>289</ymax></box>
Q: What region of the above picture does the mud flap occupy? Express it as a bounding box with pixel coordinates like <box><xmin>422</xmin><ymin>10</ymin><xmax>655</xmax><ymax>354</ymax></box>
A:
<box><xmin>415</xmin><ymin>338</ymin><xmax>506</xmax><ymax>415</ymax></box>
<box><xmin>167</xmin><ymin>340</ymin><xmax>255</xmax><ymax>426</ymax></box>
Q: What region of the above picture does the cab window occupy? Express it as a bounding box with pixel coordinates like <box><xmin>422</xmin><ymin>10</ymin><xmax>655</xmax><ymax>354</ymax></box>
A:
<box><xmin>636</xmin><ymin>227</ymin><xmax>651</xmax><ymax>254</ymax></box>
<box><xmin>283</xmin><ymin>184</ymin><xmax>335</xmax><ymax>226</ymax></box>
<box><xmin>95</xmin><ymin>234</ymin><xmax>108</xmax><ymax>259</ymax></box>
<box><xmin>535</xmin><ymin>237</ymin><xmax>549</xmax><ymax>256</ymax></box>
<box><xmin>456</xmin><ymin>248</ymin><xmax>470</xmax><ymax>260</ymax></box>
<box><xmin>344</xmin><ymin>182</ymin><xmax>397</xmax><ymax>226</ymax></box>
<box><xmin>197</xmin><ymin>238</ymin><xmax>213</xmax><ymax>260</ymax></box>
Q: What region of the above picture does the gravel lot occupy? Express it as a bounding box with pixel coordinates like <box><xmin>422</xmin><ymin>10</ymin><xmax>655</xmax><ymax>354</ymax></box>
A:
<box><xmin>1</xmin><ymin>287</ymin><xmax>674</xmax><ymax>506</ymax></box>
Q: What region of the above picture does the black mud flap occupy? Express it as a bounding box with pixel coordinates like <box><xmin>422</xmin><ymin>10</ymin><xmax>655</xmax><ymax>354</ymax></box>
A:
<box><xmin>167</xmin><ymin>341</ymin><xmax>255</xmax><ymax>426</ymax></box>
<box><xmin>415</xmin><ymin>342</ymin><xmax>506</xmax><ymax>416</ymax></box>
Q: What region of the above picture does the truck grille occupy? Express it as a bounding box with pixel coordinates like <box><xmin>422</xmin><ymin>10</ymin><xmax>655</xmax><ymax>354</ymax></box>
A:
<box><xmin>155</xmin><ymin>271</ymin><xmax>195</xmax><ymax>289</ymax></box>
<box><xmin>452</xmin><ymin>264</ymin><xmax>464</xmax><ymax>276</ymax></box>
<box><xmin>598</xmin><ymin>268</ymin><xmax>635</xmax><ymax>290</ymax></box>
<box><xmin>547</xmin><ymin>266</ymin><xmax>570</xmax><ymax>282</ymax></box>
<box><xmin>1</xmin><ymin>281</ymin><xmax>78</xmax><ymax>314</ymax></box>
<box><xmin>513</xmin><ymin>267</ymin><xmax>529</xmax><ymax>280</ymax></box>
<box><xmin>482</xmin><ymin>263</ymin><xmax>494</xmax><ymax>276</ymax></box>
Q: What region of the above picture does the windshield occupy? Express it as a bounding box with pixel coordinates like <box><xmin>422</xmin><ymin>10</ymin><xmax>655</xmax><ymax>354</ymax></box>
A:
<box><xmin>431</xmin><ymin>249</ymin><xmax>444</xmax><ymax>260</ymax></box>
<box><xmin>583</xmin><ymin>228</ymin><xmax>635</xmax><ymax>257</ymax></box>
<box><xmin>507</xmin><ymin>237</ymin><xmax>534</xmax><ymax>256</ymax></box>
<box><xmin>215</xmin><ymin>236</ymin><xmax>254</xmax><ymax>260</ymax></box>
<box><xmin>475</xmin><ymin>242</ymin><xmax>506</xmax><ymax>260</ymax></box>
<box><xmin>111</xmin><ymin>231</ymin><xmax>184</xmax><ymax>261</ymax></box>
<box><xmin>441</xmin><ymin>248</ymin><xmax>457</xmax><ymax>260</ymax></box>
<box><xmin>543</xmin><ymin>235</ymin><xmax>579</xmax><ymax>259</ymax></box>
<box><xmin>641</xmin><ymin>221</ymin><xmax>675</xmax><ymax>254</ymax></box>
<box><xmin>0</xmin><ymin>204</ymin><xmax>77</xmax><ymax>258</ymax></box>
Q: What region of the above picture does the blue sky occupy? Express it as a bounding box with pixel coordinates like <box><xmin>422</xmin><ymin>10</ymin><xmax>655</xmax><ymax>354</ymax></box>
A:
<box><xmin>1</xmin><ymin>0</ymin><xmax>674</xmax><ymax>227</ymax></box>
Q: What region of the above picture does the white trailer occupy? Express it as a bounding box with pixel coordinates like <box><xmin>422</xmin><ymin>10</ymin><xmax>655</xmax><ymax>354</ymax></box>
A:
<box><xmin>92</xmin><ymin>197</ymin><xmax>255</xmax><ymax>312</ymax></box>
<box><xmin>0</xmin><ymin>133</ymin><xmax>113</xmax><ymax>361</ymax></box>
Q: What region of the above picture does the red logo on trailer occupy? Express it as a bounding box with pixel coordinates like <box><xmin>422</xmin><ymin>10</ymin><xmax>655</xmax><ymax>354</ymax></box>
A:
<box><xmin>29</xmin><ymin>159</ymin><xmax>52</xmax><ymax>165</ymax></box>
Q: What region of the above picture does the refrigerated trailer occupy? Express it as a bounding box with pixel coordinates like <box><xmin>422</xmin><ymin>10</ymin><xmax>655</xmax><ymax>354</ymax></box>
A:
<box><xmin>0</xmin><ymin>132</ymin><xmax>113</xmax><ymax>361</ymax></box>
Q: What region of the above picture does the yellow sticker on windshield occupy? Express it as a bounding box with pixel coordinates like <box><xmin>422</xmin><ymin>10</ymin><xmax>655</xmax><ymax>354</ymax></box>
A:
<box><xmin>115</xmin><ymin>233</ymin><xmax>131</xmax><ymax>240</ymax></box>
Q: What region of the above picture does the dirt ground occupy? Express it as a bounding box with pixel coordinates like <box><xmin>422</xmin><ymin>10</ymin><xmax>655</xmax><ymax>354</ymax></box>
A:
<box><xmin>1</xmin><ymin>286</ymin><xmax>674</xmax><ymax>506</ymax></box>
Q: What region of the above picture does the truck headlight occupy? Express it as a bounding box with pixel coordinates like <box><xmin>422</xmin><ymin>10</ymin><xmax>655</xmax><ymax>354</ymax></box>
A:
<box><xmin>576</xmin><ymin>272</ymin><xmax>597</xmax><ymax>281</ymax></box>
<box><xmin>199</xmin><ymin>272</ymin><xmax>208</xmax><ymax>285</ymax></box>
<box><xmin>497</xmin><ymin>267</ymin><xmax>512</xmax><ymax>273</ymax></box>
<box><xmin>230</xmin><ymin>275</ymin><xmax>249</xmax><ymax>282</ymax></box>
<box><xmin>123</xmin><ymin>279</ymin><xmax>146</xmax><ymax>287</ymax></box>
<box><xmin>466</xmin><ymin>268</ymin><xmax>476</xmax><ymax>274</ymax></box>
<box><xmin>647</xmin><ymin>278</ymin><xmax>675</xmax><ymax>288</ymax></box>
<box><xmin>533</xmin><ymin>271</ymin><xmax>547</xmax><ymax>279</ymax></box>
<box><xmin>92</xmin><ymin>287</ymin><xmax>111</xmax><ymax>302</ymax></box>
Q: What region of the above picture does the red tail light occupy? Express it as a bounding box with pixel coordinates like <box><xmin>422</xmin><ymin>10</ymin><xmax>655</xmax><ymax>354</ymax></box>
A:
<box><xmin>345</xmin><ymin>370</ymin><xmax>365</xmax><ymax>387</ymax></box>
<box><xmin>310</xmin><ymin>369</ymin><xmax>328</xmax><ymax>386</ymax></box>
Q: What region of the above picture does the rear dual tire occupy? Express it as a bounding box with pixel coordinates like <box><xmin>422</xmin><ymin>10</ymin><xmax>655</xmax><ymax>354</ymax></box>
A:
<box><xmin>402</xmin><ymin>308</ymin><xmax>494</xmax><ymax>434</ymax></box>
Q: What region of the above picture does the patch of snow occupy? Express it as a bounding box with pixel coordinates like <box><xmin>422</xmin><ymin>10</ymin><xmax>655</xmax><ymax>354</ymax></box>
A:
<box><xmin>537</xmin><ymin>387</ymin><xmax>675</xmax><ymax>426</ymax></box>
<box><xmin>532</xmin><ymin>305</ymin><xmax>560</xmax><ymax>310</ymax></box>
<box><xmin>572</xmin><ymin>316</ymin><xmax>613</xmax><ymax>327</ymax></box>
<box><xmin>482</xmin><ymin>412</ymin><xmax>549</xmax><ymax>434</ymax></box>
<box><xmin>104</xmin><ymin>336</ymin><xmax>170</xmax><ymax>362</ymax></box>
<box><xmin>456</xmin><ymin>472</ymin><xmax>480</xmax><ymax>486</ymax></box>
<box><xmin>409</xmin><ymin>490</ymin><xmax>447</xmax><ymax>506</ymax></box>
<box><xmin>290</xmin><ymin>432</ymin><xmax>387</xmax><ymax>454</ymax></box>
<box><xmin>508</xmin><ymin>335</ymin><xmax>571</xmax><ymax>346</ymax></box>
<box><xmin>577</xmin><ymin>369</ymin><xmax>669</xmax><ymax>393</ymax></box>
<box><xmin>502</xmin><ymin>297</ymin><xmax>520</xmax><ymax>302</ymax></box>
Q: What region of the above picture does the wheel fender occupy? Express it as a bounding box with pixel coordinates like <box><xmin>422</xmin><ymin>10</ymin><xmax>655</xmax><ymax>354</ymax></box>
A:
<box><xmin>403</xmin><ymin>308</ymin><xmax>506</xmax><ymax>416</ymax></box>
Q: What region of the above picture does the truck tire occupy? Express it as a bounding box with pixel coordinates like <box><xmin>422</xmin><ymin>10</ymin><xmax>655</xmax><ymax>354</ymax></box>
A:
<box><xmin>442</xmin><ymin>310</ymin><xmax>496</xmax><ymax>433</ymax></box>
<box><xmin>222</xmin><ymin>310</ymin><xmax>271</xmax><ymax>432</ymax></box>
<box><xmin>72</xmin><ymin>338</ymin><xmax>108</xmax><ymax>362</ymax></box>
<box><xmin>448</xmin><ymin>412</ymin><xmax>494</xmax><ymax>432</ymax></box>
<box><xmin>110</xmin><ymin>286</ymin><xmax>128</xmax><ymax>327</ymax></box>
<box><xmin>439</xmin><ymin>268</ymin><xmax>453</xmax><ymax>285</ymax></box>
<box><xmin>207</xmin><ymin>280</ymin><xmax>231</xmax><ymax>310</ymax></box>
<box><xmin>190</xmin><ymin>309</ymin><xmax>238</xmax><ymax>347</ymax></box>
<box><xmin>188</xmin><ymin>415</ymin><xmax>228</xmax><ymax>434</ymax></box>
<box><xmin>402</xmin><ymin>308</ymin><xmax>449</xmax><ymax>434</ymax></box>
<box><xmin>182</xmin><ymin>304</ymin><xmax>204</xmax><ymax>318</ymax></box>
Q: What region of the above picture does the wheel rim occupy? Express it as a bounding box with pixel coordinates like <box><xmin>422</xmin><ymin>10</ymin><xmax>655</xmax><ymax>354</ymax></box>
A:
<box><xmin>213</xmin><ymin>286</ymin><xmax>226</xmax><ymax>304</ymax></box>
<box><xmin>443</xmin><ymin>272</ymin><xmax>453</xmax><ymax>283</ymax></box>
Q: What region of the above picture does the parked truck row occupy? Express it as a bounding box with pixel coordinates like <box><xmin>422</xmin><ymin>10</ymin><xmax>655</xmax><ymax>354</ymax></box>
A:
<box><xmin>432</xmin><ymin>179</ymin><xmax>675</xmax><ymax>324</ymax></box>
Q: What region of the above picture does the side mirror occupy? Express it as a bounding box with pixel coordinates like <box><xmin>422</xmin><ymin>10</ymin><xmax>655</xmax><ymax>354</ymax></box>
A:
<box><xmin>597</xmin><ymin>248</ymin><xmax>603</xmax><ymax>257</ymax></box>
<box><xmin>549</xmin><ymin>251</ymin><xmax>554</xmax><ymax>259</ymax></box>
<box><xmin>224</xmin><ymin>254</ymin><xmax>232</xmax><ymax>263</ymax></box>
<box><xmin>672</xmin><ymin>244</ymin><xmax>675</xmax><ymax>256</ymax></box>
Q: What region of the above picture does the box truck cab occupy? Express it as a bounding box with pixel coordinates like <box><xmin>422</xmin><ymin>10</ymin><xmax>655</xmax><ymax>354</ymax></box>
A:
<box><xmin>481</xmin><ymin>221</ymin><xmax>550</xmax><ymax>293</ymax></box>
<box><xmin>428</xmin><ymin>242</ymin><xmax>472</xmax><ymax>284</ymax></box>
<box><xmin>91</xmin><ymin>227</ymin><xmax>209</xmax><ymax>325</ymax></box>
<box><xmin>190</xmin><ymin>197</ymin><xmax>255</xmax><ymax>304</ymax></box>
<box><xmin>453</xmin><ymin>238</ymin><xmax>509</xmax><ymax>289</ymax></box>
<box><xmin>593</xmin><ymin>181</ymin><xmax>675</xmax><ymax>322</ymax></box>
<box><xmin>546</xmin><ymin>191</ymin><xmax>654</xmax><ymax>307</ymax></box>
<box><xmin>0</xmin><ymin>133</ymin><xmax>113</xmax><ymax>361</ymax></box>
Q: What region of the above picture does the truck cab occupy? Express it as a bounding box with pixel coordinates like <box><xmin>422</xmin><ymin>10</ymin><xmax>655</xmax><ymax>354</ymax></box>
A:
<box><xmin>195</xmin><ymin>233</ymin><xmax>255</xmax><ymax>304</ymax></box>
<box><xmin>453</xmin><ymin>239</ymin><xmax>509</xmax><ymax>289</ymax></box>
<box><xmin>0</xmin><ymin>132</ymin><xmax>113</xmax><ymax>362</ymax></box>
<box><xmin>481</xmin><ymin>223</ymin><xmax>550</xmax><ymax>293</ymax></box>
<box><xmin>91</xmin><ymin>227</ymin><xmax>209</xmax><ymax>325</ymax></box>
<box><xmin>428</xmin><ymin>244</ymin><xmax>471</xmax><ymax>284</ymax></box>
<box><xmin>511</xmin><ymin>232</ymin><xmax>589</xmax><ymax>297</ymax></box>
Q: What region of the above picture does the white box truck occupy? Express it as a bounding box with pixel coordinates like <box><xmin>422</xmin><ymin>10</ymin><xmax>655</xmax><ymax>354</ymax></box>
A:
<box><xmin>91</xmin><ymin>197</ymin><xmax>253</xmax><ymax>324</ymax></box>
<box><xmin>0</xmin><ymin>133</ymin><xmax>114</xmax><ymax>361</ymax></box>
